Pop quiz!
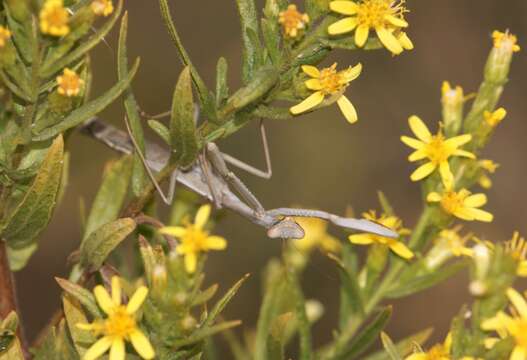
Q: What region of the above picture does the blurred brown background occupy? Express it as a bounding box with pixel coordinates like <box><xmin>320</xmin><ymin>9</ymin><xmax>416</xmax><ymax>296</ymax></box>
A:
<box><xmin>15</xmin><ymin>0</ymin><xmax>527</xmax><ymax>355</ymax></box>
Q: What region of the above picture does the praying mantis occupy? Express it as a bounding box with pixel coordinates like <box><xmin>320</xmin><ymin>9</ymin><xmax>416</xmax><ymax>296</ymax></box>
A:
<box><xmin>80</xmin><ymin>116</ymin><xmax>398</xmax><ymax>240</ymax></box>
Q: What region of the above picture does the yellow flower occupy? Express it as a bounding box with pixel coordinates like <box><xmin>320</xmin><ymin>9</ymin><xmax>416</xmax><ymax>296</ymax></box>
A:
<box><xmin>482</xmin><ymin>288</ymin><xmax>527</xmax><ymax>360</ymax></box>
<box><xmin>427</xmin><ymin>188</ymin><xmax>493</xmax><ymax>223</ymax></box>
<box><xmin>91</xmin><ymin>0</ymin><xmax>114</xmax><ymax>17</ymax></box>
<box><xmin>290</xmin><ymin>63</ymin><xmax>362</xmax><ymax>123</ymax></box>
<box><xmin>441</xmin><ymin>81</ymin><xmax>464</xmax><ymax>106</ymax></box>
<box><xmin>425</xmin><ymin>227</ymin><xmax>474</xmax><ymax>269</ymax></box>
<box><xmin>159</xmin><ymin>204</ymin><xmax>227</xmax><ymax>273</ymax></box>
<box><xmin>293</xmin><ymin>217</ymin><xmax>341</xmax><ymax>254</ymax></box>
<box><xmin>39</xmin><ymin>0</ymin><xmax>70</xmax><ymax>37</ymax></box>
<box><xmin>0</xmin><ymin>26</ymin><xmax>12</xmax><ymax>48</ymax></box>
<box><xmin>492</xmin><ymin>30</ymin><xmax>521</xmax><ymax>53</ymax></box>
<box><xmin>278</xmin><ymin>5</ymin><xmax>309</xmax><ymax>39</ymax></box>
<box><xmin>57</xmin><ymin>68</ymin><xmax>84</xmax><ymax>97</ymax></box>
<box><xmin>484</xmin><ymin>107</ymin><xmax>507</xmax><ymax>127</ymax></box>
<box><xmin>349</xmin><ymin>210</ymin><xmax>413</xmax><ymax>259</ymax></box>
<box><xmin>506</xmin><ymin>232</ymin><xmax>527</xmax><ymax>277</ymax></box>
<box><xmin>405</xmin><ymin>333</ymin><xmax>451</xmax><ymax>360</ymax></box>
<box><xmin>327</xmin><ymin>0</ymin><xmax>411</xmax><ymax>55</ymax></box>
<box><xmin>478</xmin><ymin>160</ymin><xmax>499</xmax><ymax>189</ymax></box>
<box><xmin>77</xmin><ymin>277</ymin><xmax>155</xmax><ymax>360</ymax></box>
<box><xmin>401</xmin><ymin>116</ymin><xmax>475</xmax><ymax>188</ymax></box>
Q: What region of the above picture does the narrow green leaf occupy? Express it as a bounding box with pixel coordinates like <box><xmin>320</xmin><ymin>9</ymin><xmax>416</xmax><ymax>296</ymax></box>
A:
<box><xmin>377</xmin><ymin>191</ymin><xmax>394</xmax><ymax>216</ymax></box>
<box><xmin>328</xmin><ymin>253</ymin><xmax>365</xmax><ymax>320</ymax></box>
<box><xmin>62</xmin><ymin>294</ymin><xmax>95</xmax><ymax>357</ymax></box>
<box><xmin>171</xmin><ymin>66</ymin><xmax>199</xmax><ymax>168</ymax></box>
<box><xmin>40</xmin><ymin>0</ymin><xmax>124</xmax><ymax>78</ymax></box>
<box><xmin>6</xmin><ymin>244</ymin><xmax>37</xmax><ymax>271</ymax></box>
<box><xmin>267</xmin><ymin>312</ymin><xmax>292</xmax><ymax>360</ymax></box>
<box><xmin>55</xmin><ymin>277</ymin><xmax>102</xmax><ymax>318</ymax></box>
<box><xmin>118</xmin><ymin>12</ymin><xmax>147</xmax><ymax>197</ymax></box>
<box><xmin>288</xmin><ymin>269</ymin><xmax>312</xmax><ymax>360</ymax></box>
<box><xmin>380</xmin><ymin>332</ymin><xmax>402</xmax><ymax>360</ymax></box>
<box><xmin>385</xmin><ymin>261</ymin><xmax>467</xmax><ymax>299</ymax></box>
<box><xmin>191</xmin><ymin>284</ymin><xmax>219</xmax><ymax>306</ymax></box>
<box><xmin>203</xmin><ymin>274</ymin><xmax>250</xmax><ymax>328</ymax></box>
<box><xmin>158</xmin><ymin>0</ymin><xmax>216</xmax><ymax>120</ymax></box>
<box><xmin>147</xmin><ymin>119</ymin><xmax>170</xmax><ymax>145</ymax></box>
<box><xmin>84</xmin><ymin>156</ymin><xmax>133</xmax><ymax>240</ymax></box>
<box><xmin>235</xmin><ymin>0</ymin><xmax>262</xmax><ymax>83</ymax></box>
<box><xmin>261</xmin><ymin>18</ymin><xmax>281</xmax><ymax>65</ymax></box>
<box><xmin>215</xmin><ymin>57</ymin><xmax>229</xmax><ymax>107</ymax></box>
<box><xmin>80</xmin><ymin>218</ymin><xmax>136</xmax><ymax>270</ymax></box>
<box><xmin>365</xmin><ymin>328</ymin><xmax>433</xmax><ymax>360</ymax></box>
<box><xmin>335</xmin><ymin>306</ymin><xmax>392</xmax><ymax>360</ymax></box>
<box><xmin>33</xmin><ymin>58</ymin><xmax>140</xmax><ymax>141</ymax></box>
<box><xmin>2</xmin><ymin>135</ymin><xmax>64</xmax><ymax>250</ymax></box>
<box><xmin>173</xmin><ymin>320</ymin><xmax>242</xmax><ymax>348</ymax></box>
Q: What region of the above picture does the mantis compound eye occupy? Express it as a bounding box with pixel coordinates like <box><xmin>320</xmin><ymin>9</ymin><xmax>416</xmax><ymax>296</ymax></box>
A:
<box><xmin>267</xmin><ymin>217</ymin><xmax>305</xmax><ymax>239</ymax></box>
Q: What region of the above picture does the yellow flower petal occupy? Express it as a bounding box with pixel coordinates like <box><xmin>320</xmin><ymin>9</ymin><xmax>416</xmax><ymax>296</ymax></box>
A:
<box><xmin>439</xmin><ymin>161</ymin><xmax>454</xmax><ymax>188</ymax></box>
<box><xmin>84</xmin><ymin>336</ymin><xmax>113</xmax><ymax>360</ymax></box>
<box><xmin>464</xmin><ymin>208</ymin><xmax>493</xmax><ymax>222</ymax></box>
<box><xmin>305</xmin><ymin>79</ymin><xmax>323</xmax><ymax>90</ymax></box>
<box><xmin>109</xmin><ymin>338</ymin><xmax>125</xmax><ymax>360</ymax></box>
<box><xmin>511</xmin><ymin>346</ymin><xmax>526</xmax><ymax>360</ymax></box>
<box><xmin>94</xmin><ymin>285</ymin><xmax>115</xmax><ymax>315</ymax></box>
<box><xmin>76</xmin><ymin>322</ymin><xmax>96</xmax><ymax>331</ymax></box>
<box><xmin>427</xmin><ymin>192</ymin><xmax>442</xmax><ymax>202</ymax></box>
<box><xmin>195</xmin><ymin>204</ymin><xmax>211</xmax><ymax>229</ymax></box>
<box><xmin>328</xmin><ymin>17</ymin><xmax>358</xmax><ymax>35</ymax></box>
<box><xmin>329</xmin><ymin>1</ymin><xmax>358</xmax><ymax>15</ymax></box>
<box><xmin>355</xmin><ymin>24</ymin><xmax>369</xmax><ymax>47</ymax></box>
<box><xmin>405</xmin><ymin>355</ymin><xmax>428</xmax><ymax>360</ymax></box>
<box><xmin>408</xmin><ymin>116</ymin><xmax>432</xmax><ymax>142</ymax></box>
<box><xmin>111</xmin><ymin>276</ymin><xmax>121</xmax><ymax>306</ymax></box>
<box><xmin>290</xmin><ymin>91</ymin><xmax>325</xmax><ymax>115</ymax></box>
<box><xmin>205</xmin><ymin>236</ymin><xmax>227</xmax><ymax>250</ymax></box>
<box><xmin>130</xmin><ymin>329</ymin><xmax>155</xmax><ymax>360</ymax></box>
<box><xmin>408</xmin><ymin>149</ymin><xmax>427</xmax><ymax>162</ymax></box>
<box><xmin>336</xmin><ymin>95</ymin><xmax>358</xmax><ymax>124</ymax></box>
<box><xmin>185</xmin><ymin>252</ymin><xmax>198</xmax><ymax>273</ymax></box>
<box><xmin>384</xmin><ymin>14</ymin><xmax>408</xmax><ymax>28</ymax></box>
<box><xmin>158</xmin><ymin>226</ymin><xmax>187</xmax><ymax>237</ymax></box>
<box><xmin>389</xmin><ymin>241</ymin><xmax>414</xmax><ymax>259</ymax></box>
<box><xmin>340</xmin><ymin>63</ymin><xmax>362</xmax><ymax>83</ymax></box>
<box><xmin>348</xmin><ymin>234</ymin><xmax>374</xmax><ymax>244</ymax></box>
<box><xmin>464</xmin><ymin>194</ymin><xmax>487</xmax><ymax>208</ymax></box>
<box><xmin>398</xmin><ymin>32</ymin><xmax>414</xmax><ymax>50</ymax></box>
<box><xmin>518</xmin><ymin>261</ymin><xmax>527</xmax><ymax>277</ymax></box>
<box><xmin>410</xmin><ymin>162</ymin><xmax>436</xmax><ymax>181</ymax></box>
<box><xmin>453</xmin><ymin>149</ymin><xmax>476</xmax><ymax>159</ymax></box>
<box><xmin>507</xmin><ymin>288</ymin><xmax>527</xmax><ymax>317</ymax></box>
<box><xmin>126</xmin><ymin>286</ymin><xmax>149</xmax><ymax>314</ymax></box>
<box><xmin>301</xmin><ymin>65</ymin><xmax>320</xmax><ymax>78</ymax></box>
<box><xmin>445</xmin><ymin>134</ymin><xmax>472</xmax><ymax>147</ymax></box>
<box><xmin>375</xmin><ymin>26</ymin><xmax>403</xmax><ymax>55</ymax></box>
<box><xmin>401</xmin><ymin>136</ymin><xmax>424</xmax><ymax>150</ymax></box>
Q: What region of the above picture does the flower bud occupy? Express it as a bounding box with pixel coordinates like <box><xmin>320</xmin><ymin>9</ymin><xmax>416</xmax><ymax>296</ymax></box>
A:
<box><xmin>441</xmin><ymin>81</ymin><xmax>464</xmax><ymax>136</ymax></box>
<box><xmin>152</xmin><ymin>264</ymin><xmax>168</xmax><ymax>296</ymax></box>
<box><xmin>485</xmin><ymin>31</ymin><xmax>520</xmax><ymax>84</ymax></box>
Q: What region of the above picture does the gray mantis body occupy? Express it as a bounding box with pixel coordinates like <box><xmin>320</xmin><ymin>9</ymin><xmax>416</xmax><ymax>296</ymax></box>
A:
<box><xmin>80</xmin><ymin>118</ymin><xmax>398</xmax><ymax>239</ymax></box>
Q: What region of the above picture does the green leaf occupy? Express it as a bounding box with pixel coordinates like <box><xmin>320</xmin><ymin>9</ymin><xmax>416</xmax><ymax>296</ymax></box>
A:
<box><xmin>171</xmin><ymin>67</ymin><xmax>199</xmax><ymax>168</ymax></box>
<box><xmin>55</xmin><ymin>277</ymin><xmax>103</xmax><ymax>318</ymax></box>
<box><xmin>215</xmin><ymin>57</ymin><xmax>229</xmax><ymax>107</ymax></box>
<box><xmin>365</xmin><ymin>328</ymin><xmax>433</xmax><ymax>360</ymax></box>
<box><xmin>267</xmin><ymin>312</ymin><xmax>292</xmax><ymax>360</ymax></box>
<box><xmin>33</xmin><ymin>58</ymin><xmax>140</xmax><ymax>141</ymax></box>
<box><xmin>335</xmin><ymin>306</ymin><xmax>392</xmax><ymax>360</ymax></box>
<box><xmin>261</xmin><ymin>18</ymin><xmax>281</xmax><ymax>65</ymax></box>
<box><xmin>0</xmin><ymin>336</ymin><xmax>24</xmax><ymax>360</ymax></box>
<box><xmin>385</xmin><ymin>261</ymin><xmax>467</xmax><ymax>299</ymax></box>
<box><xmin>288</xmin><ymin>269</ymin><xmax>312</xmax><ymax>360</ymax></box>
<box><xmin>1</xmin><ymin>135</ymin><xmax>64</xmax><ymax>250</ymax></box>
<box><xmin>158</xmin><ymin>0</ymin><xmax>216</xmax><ymax>120</ymax></box>
<box><xmin>235</xmin><ymin>0</ymin><xmax>262</xmax><ymax>83</ymax></box>
<box><xmin>39</xmin><ymin>0</ymin><xmax>124</xmax><ymax>78</ymax></box>
<box><xmin>377</xmin><ymin>191</ymin><xmax>394</xmax><ymax>216</ymax></box>
<box><xmin>32</xmin><ymin>321</ymin><xmax>78</xmax><ymax>360</ymax></box>
<box><xmin>80</xmin><ymin>218</ymin><xmax>136</xmax><ymax>270</ymax></box>
<box><xmin>172</xmin><ymin>321</ymin><xmax>242</xmax><ymax>348</ymax></box>
<box><xmin>147</xmin><ymin>119</ymin><xmax>170</xmax><ymax>145</ymax></box>
<box><xmin>202</xmin><ymin>274</ymin><xmax>250</xmax><ymax>328</ymax></box>
<box><xmin>118</xmin><ymin>12</ymin><xmax>147</xmax><ymax>197</ymax></box>
<box><xmin>328</xmin><ymin>253</ymin><xmax>365</xmax><ymax>322</ymax></box>
<box><xmin>191</xmin><ymin>284</ymin><xmax>219</xmax><ymax>306</ymax></box>
<box><xmin>305</xmin><ymin>0</ymin><xmax>331</xmax><ymax>20</ymax></box>
<box><xmin>62</xmin><ymin>294</ymin><xmax>95</xmax><ymax>357</ymax></box>
<box><xmin>380</xmin><ymin>332</ymin><xmax>402</xmax><ymax>360</ymax></box>
<box><xmin>6</xmin><ymin>244</ymin><xmax>37</xmax><ymax>271</ymax></box>
<box><xmin>84</xmin><ymin>156</ymin><xmax>133</xmax><ymax>240</ymax></box>
<box><xmin>320</xmin><ymin>37</ymin><xmax>383</xmax><ymax>51</ymax></box>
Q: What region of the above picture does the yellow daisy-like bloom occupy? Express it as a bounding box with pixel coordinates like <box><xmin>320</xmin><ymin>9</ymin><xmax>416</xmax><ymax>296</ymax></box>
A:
<box><xmin>427</xmin><ymin>188</ymin><xmax>493</xmax><ymax>223</ymax></box>
<box><xmin>77</xmin><ymin>277</ymin><xmax>155</xmax><ymax>360</ymax></box>
<box><xmin>0</xmin><ymin>26</ymin><xmax>12</xmax><ymax>48</ymax></box>
<box><xmin>39</xmin><ymin>0</ymin><xmax>70</xmax><ymax>37</ymax></box>
<box><xmin>484</xmin><ymin>107</ymin><xmax>507</xmax><ymax>127</ymax></box>
<box><xmin>159</xmin><ymin>204</ymin><xmax>227</xmax><ymax>273</ymax></box>
<box><xmin>278</xmin><ymin>5</ymin><xmax>309</xmax><ymax>39</ymax></box>
<box><xmin>441</xmin><ymin>81</ymin><xmax>464</xmax><ymax>106</ymax></box>
<box><xmin>57</xmin><ymin>68</ymin><xmax>84</xmax><ymax>97</ymax></box>
<box><xmin>506</xmin><ymin>232</ymin><xmax>527</xmax><ymax>277</ymax></box>
<box><xmin>293</xmin><ymin>217</ymin><xmax>341</xmax><ymax>254</ymax></box>
<box><xmin>91</xmin><ymin>0</ymin><xmax>114</xmax><ymax>17</ymax></box>
<box><xmin>290</xmin><ymin>63</ymin><xmax>362</xmax><ymax>123</ymax></box>
<box><xmin>425</xmin><ymin>227</ymin><xmax>473</xmax><ymax>270</ymax></box>
<box><xmin>492</xmin><ymin>30</ymin><xmax>521</xmax><ymax>53</ymax></box>
<box><xmin>349</xmin><ymin>210</ymin><xmax>413</xmax><ymax>259</ymax></box>
<box><xmin>482</xmin><ymin>288</ymin><xmax>527</xmax><ymax>360</ymax></box>
<box><xmin>401</xmin><ymin>115</ymin><xmax>475</xmax><ymax>188</ymax></box>
<box><xmin>327</xmin><ymin>0</ymin><xmax>411</xmax><ymax>55</ymax></box>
